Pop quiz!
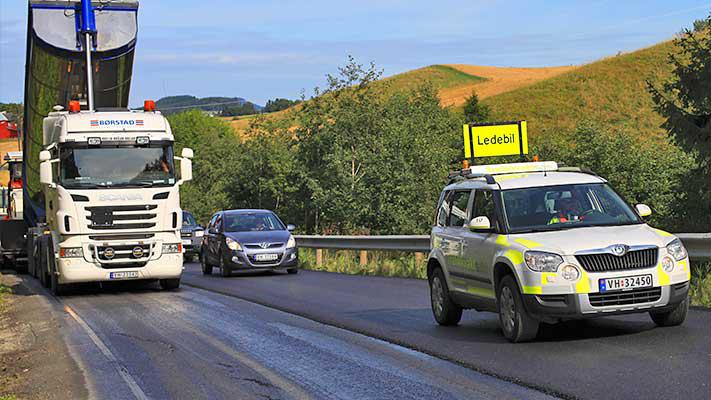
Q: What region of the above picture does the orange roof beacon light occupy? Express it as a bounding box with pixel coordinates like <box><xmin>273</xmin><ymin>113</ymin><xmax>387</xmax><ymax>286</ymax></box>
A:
<box><xmin>532</xmin><ymin>155</ymin><xmax>540</xmax><ymax>162</ymax></box>
<box><xmin>144</xmin><ymin>100</ymin><xmax>156</xmax><ymax>112</ymax></box>
<box><xmin>68</xmin><ymin>100</ymin><xmax>81</xmax><ymax>113</ymax></box>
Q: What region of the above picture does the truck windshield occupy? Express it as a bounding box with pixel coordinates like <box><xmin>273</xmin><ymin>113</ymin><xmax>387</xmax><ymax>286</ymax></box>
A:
<box><xmin>59</xmin><ymin>145</ymin><xmax>175</xmax><ymax>188</ymax></box>
<box><xmin>501</xmin><ymin>183</ymin><xmax>642</xmax><ymax>233</ymax></box>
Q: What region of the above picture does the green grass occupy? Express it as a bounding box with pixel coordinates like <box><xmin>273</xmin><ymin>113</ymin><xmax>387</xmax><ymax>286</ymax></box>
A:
<box><xmin>482</xmin><ymin>41</ymin><xmax>675</xmax><ymax>143</ymax></box>
<box><xmin>0</xmin><ymin>283</ymin><xmax>11</xmax><ymax>310</ymax></box>
<box><xmin>381</xmin><ymin>65</ymin><xmax>485</xmax><ymax>93</ymax></box>
<box><xmin>0</xmin><ymin>395</ymin><xmax>17</xmax><ymax>400</ymax></box>
<box><xmin>299</xmin><ymin>249</ymin><xmax>427</xmax><ymax>279</ymax></box>
<box><xmin>690</xmin><ymin>261</ymin><xmax>711</xmax><ymax>308</ymax></box>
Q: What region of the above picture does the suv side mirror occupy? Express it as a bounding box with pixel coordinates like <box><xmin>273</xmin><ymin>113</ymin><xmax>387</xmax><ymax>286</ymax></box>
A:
<box><xmin>636</xmin><ymin>204</ymin><xmax>652</xmax><ymax>217</ymax></box>
<box><xmin>287</xmin><ymin>224</ymin><xmax>296</xmax><ymax>232</ymax></box>
<box><xmin>469</xmin><ymin>216</ymin><xmax>491</xmax><ymax>232</ymax></box>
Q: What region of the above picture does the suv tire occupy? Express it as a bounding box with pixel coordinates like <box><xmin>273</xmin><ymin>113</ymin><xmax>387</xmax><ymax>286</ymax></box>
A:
<box><xmin>498</xmin><ymin>275</ymin><xmax>539</xmax><ymax>342</ymax></box>
<box><xmin>650</xmin><ymin>295</ymin><xmax>689</xmax><ymax>327</ymax></box>
<box><xmin>429</xmin><ymin>267</ymin><xmax>463</xmax><ymax>326</ymax></box>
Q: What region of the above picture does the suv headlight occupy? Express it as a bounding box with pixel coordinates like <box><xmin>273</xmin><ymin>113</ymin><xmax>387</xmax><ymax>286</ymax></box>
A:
<box><xmin>195</xmin><ymin>230</ymin><xmax>204</xmax><ymax>238</ymax></box>
<box><xmin>286</xmin><ymin>235</ymin><xmax>296</xmax><ymax>249</ymax></box>
<box><xmin>162</xmin><ymin>243</ymin><xmax>182</xmax><ymax>254</ymax></box>
<box><xmin>524</xmin><ymin>251</ymin><xmax>563</xmax><ymax>272</ymax></box>
<box><xmin>226</xmin><ymin>237</ymin><xmax>242</xmax><ymax>251</ymax></box>
<box><xmin>666</xmin><ymin>238</ymin><xmax>688</xmax><ymax>261</ymax></box>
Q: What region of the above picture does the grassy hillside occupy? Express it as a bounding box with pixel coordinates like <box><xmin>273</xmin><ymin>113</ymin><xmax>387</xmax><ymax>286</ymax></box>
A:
<box><xmin>380</xmin><ymin>64</ymin><xmax>485</xmax><ymax>93</ymax></box>
<box><xmin>482</xmin><ymin>41</ymin><xmax>675</xmax><ymax>142</ymax></box>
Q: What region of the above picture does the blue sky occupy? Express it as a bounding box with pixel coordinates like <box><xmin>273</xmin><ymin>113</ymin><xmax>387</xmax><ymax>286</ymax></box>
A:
<box><xmin>1</xmin><ymin>0</ymin><xmax>709</xmax><ymax>107</ymax></box>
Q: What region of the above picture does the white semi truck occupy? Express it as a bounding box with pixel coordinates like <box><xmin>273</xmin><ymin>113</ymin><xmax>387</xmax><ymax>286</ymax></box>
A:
<box><xmin>22</xmin><ymin>0</ymin><xmax>193</xmax><ymax>294</ymax></box>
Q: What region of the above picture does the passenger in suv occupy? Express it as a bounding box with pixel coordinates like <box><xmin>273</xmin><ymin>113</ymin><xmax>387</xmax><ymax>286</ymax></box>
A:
<box><xmin>200</xmin><ymin>209</ymin><xmax>298</xmax><ymax>277</ymax></box>
<box><xmin>428</xmin><ymin>162</ymin><xmax>690</xmax><ymax>342</ymax></box>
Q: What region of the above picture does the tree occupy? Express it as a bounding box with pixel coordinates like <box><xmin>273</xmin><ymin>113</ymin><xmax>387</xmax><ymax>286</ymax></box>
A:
<box><xmin>263</xmin><ymin>98</ymin><xmax>300</xmax><ymax>113</ymax></box>
<box><xmin>462</xmin><ymin>90</ymin><xmax>490</xmax><ymax>124</ymax></box>
<box><xmin>221</xmin><ymin>102</ymin><xmax>258</xmax><ymax>117</ymax></box>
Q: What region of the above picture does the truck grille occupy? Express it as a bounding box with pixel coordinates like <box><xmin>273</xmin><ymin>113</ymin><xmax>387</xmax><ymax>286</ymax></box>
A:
<box><xmin>86</xmin><ymin>205</ymin><xmax>157</xmax><ymax>230</ymax></box>
<box><xmin>575</xmin><ymin>248</ymin><xmax>658</xmax><ymax>272</ymax></box>
<box><xmin>94</xmin><ymin>243</ymin><xmax>152</xmax><ymax>262</ymax></box>
<box><xmin>588</xmin><ymin>287</ymin><xmax>662</xmax><ymax>307</ymax></box>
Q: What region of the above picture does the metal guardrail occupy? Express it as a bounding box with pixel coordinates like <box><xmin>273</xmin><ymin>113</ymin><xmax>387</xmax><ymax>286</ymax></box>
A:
<box><xmin>295</xmin><ymin>233</ymin><xmax>711</xmax><ymax>260</ymax></box>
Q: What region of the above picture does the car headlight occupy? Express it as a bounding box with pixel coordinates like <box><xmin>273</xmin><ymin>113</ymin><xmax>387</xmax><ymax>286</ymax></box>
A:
<box><xmin>286</xmin><ymin>235</ymin><xmax>296</xmax><ymax>249</ymax></box>
<box><xmin>162</xmin><ymin>243</ymin><xmax>182</xmax><ymax>254</ymax></box>
<box><xmin>666</xmin><ymin>238</ymin><xmax>687</xmax><ymax>261</ymax></box>
<box><xmin>226</xmin><ymin>237</ymin><xmax>242</xmax><ymax>251</ymax></box>
<box><xmin>59</xmin><ymin>247</ymin><xmax>83</xmax><ymax>258</ymax></box>
<box><xmin>194</xmin><ymin>230</ymin><xmax>204</xmax><ymax>238</ymax></box>
<box><xmin>524</xmin><ymin>251</ymin><xmax>563</xmax><ymax>272</ymax></box>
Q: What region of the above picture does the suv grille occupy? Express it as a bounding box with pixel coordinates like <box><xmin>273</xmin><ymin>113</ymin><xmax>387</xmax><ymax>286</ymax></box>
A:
<box><xmin>86</xmin><ymin>205</ymin><xmax>157</xmax><ymax>230</ymax></box>
<box><xmin>589</xmin><ymin>287</ymin><xmax>662</xmax><ymax>307</ymax></box>
<box><xmin>575</xmin><ymin>248</ymin><xmax>658</xmax><ymax>272</ymax></box>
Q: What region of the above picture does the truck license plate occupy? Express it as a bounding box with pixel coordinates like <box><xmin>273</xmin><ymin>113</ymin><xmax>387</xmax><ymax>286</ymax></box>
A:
<box><xmin>599</xmin><ymin>274</ymin><xmax>652</xmax><ymax>292</ymax></box>
<box><xmin>255</xmin><ymin>253</ymin><xmax>279</xmax><ymax>261</ymax></box>
<box><xmin>110</xmin><ymin>271</ymin><xmax>139</xmax><ymax>280</ymax></box>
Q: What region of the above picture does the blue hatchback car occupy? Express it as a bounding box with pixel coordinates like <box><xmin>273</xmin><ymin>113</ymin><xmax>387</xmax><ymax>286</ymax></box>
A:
<box><xmin>200</xmin><ymin>209</ymin><xmax>298</xmax><ymax>277</ymax></box>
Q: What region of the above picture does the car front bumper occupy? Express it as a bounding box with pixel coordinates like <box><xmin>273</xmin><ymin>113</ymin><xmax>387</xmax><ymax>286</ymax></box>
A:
<box><xmin>223</xmin><ymin>247</ymin><xmax>299</xmax><ymax>271</ymax></box>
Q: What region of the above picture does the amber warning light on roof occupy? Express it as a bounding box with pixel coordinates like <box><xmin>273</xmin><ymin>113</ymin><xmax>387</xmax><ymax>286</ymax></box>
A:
<box><xmin>463</xmin><ymin>121</ymin><xmax>528</xmax><ymax>158</ymax></box>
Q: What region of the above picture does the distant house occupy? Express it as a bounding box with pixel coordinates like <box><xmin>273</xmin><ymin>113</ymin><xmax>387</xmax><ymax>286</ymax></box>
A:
<box><xmin>0</xmin><ymin>113</ymin><xmax>18</xmax><ymax>139</ymax></box>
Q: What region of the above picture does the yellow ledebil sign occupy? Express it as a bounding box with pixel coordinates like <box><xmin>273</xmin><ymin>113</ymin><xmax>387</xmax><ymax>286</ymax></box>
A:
<box><xmin>463</xmin><ymin>121</ymin><xmax>528</xmax><ymax>158</ymax></box>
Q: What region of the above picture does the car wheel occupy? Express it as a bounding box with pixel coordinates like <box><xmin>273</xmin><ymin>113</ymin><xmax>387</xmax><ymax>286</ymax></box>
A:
<box><xmin>219</xmin><ymin>254</ymin><xmax>230</xmax><ymax>277</ymax></box>
<box><xmin>287</xmin><ymin>268</ymin><xmax>298</xmax><ymax>274</ymax></box>
<box><xmin>429</xmin><ymin>267</ymin><xmax>463</xmax><ymax>326</ymax></box>
<box><xmin>498</xmin><ymin>275</ymin><xmax>539</xmax><ymax>342</ymax></box>
<box><xmin>201</xmin><ymin>252</ymin><xmax>213</xmax><ymax>275</ymax></box>
<box><xmin>650</xmin><ymin>295</ymin><xmax>689</xmax><ymax>327</ymax></box>
<box><xmin>160</xmin><ymin>278</ymin><xmax>181</xmax><ymax>290</ymax></box>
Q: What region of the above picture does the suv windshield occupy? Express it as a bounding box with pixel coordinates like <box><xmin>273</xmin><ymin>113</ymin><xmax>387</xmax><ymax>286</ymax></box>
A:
<box><xmin>59</xmin><ymin>145</ymin><xmax>175</xmax><ymax>188</ymax></box>
<box><xmin>224</xmin><ymin>213</ymin><xmax>285</xmax><ymax>232</ymax></box>
<box><xmin>502</xmin><ymin>183</ymin><xmax>642</xmax><ymax>233</ymax></box>
<box><xmin>183</xmin><ymin>211</ymin><xmax>197</xmax><ymax>227</ymax></box>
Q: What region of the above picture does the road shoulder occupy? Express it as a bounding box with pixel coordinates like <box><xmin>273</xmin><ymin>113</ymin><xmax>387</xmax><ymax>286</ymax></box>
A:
<box><xmin>0</xmin><ymin>271</ymin><xmax>87</xmax><ymax>400</ymax></box>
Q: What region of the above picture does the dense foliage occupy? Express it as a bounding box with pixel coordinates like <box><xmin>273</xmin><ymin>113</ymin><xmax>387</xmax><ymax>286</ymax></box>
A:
<box><xmin>462</xmin><ymin>90</ymin><xmax>490</xmax><ymax>124</ymax></box>
<box><xmin>221</xmin><ymin>102</ymin><xmax>258</xmax><ymax>117</ymax></box>
<box><xmin>263</xmin><ymin>98</ymin><xmax>301</xmax><ymax>113</ymax></box>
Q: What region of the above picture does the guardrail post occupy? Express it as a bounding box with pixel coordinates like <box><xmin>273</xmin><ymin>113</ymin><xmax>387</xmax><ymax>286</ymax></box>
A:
<box><xmin>359</xmin><ymin>250</ymin><xmax>367</xmax><ymax>266</ymax></box>
<box><xmin>316</xmin><ymin>249</ymin><xmax>323</xmax><ymax>267</ymax></box>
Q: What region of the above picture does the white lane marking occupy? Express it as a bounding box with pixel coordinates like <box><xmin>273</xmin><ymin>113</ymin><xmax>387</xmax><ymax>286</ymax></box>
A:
<box><xmin>64</xmin><ymin>305</ymin><xmax>149</xmax><ymax>400</ymax></box>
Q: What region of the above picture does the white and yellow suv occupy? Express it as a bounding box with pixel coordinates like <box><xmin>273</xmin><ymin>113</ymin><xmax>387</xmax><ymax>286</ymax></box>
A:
<box><xmin>427</xmin><ymin>162</ymin><xmax>691</xmax><ymax>342</ymax></box>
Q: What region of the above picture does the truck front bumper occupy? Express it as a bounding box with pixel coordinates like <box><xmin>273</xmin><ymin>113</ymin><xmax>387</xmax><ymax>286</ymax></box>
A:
<box><xmin>57</xmin><ymin>253</ymin><xmax>183</xmax><ymax>284</ymax></box>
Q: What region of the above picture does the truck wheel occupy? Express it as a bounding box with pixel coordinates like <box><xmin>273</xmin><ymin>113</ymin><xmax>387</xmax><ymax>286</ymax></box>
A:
<box><xmin>650</xmin><ymin>295</ymin><xmax>689</xmax><ymax>327</ymax></box>
<box><xmin>160</xmin><ymin>278</ymin><xmax>180</xmax><ymax>291</ymax></box>
<box><xmin>429</xmin><ymin>267</ymin><xmax>463</xmax><ymax>326</ymax></box>
<box><xmin>219</xmin><ymin>255</ymin><xmax>230</xmax><ymax>277</ymax></box>
<box><xmin>50</xmin><ymin>270</ymin><xmax>66</xmax><ymax>296</ymax></box>
<box><xmin>497</xmin><ymin>275</ymin><xmax>539</xmax><ymax>342</ymax></box>
<box><xmin>200</xmin><ymin>252</ymin><xmax>213</xmax><ymax>275</ymax></box>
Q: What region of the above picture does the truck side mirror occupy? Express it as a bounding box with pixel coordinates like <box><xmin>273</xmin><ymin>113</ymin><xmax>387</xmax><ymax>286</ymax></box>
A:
<box><xmin>181</xmin><ymin>148</ymin><xmax>194</xmax><ymax>158</ymax></box>
<box><xmin>39</xmin><ymin>150</ymin><xmax>55</xmax><ymax>187</ymax></box>
<box><xmin>176</xmin><ymin>147</ymin><xmax>193</xmax><ymax>185</ymax></box>
<box><xmin>469</xmin><ymin>216</ymin><xmax>491</xmax><ymax>232</ymax></box>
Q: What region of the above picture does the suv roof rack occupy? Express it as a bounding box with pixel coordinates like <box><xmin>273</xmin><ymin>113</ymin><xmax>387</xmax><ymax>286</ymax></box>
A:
<box><xmin>556</xmin><ymin>166</ymin><xmax>600</xmax><ymax>177</ymax></box>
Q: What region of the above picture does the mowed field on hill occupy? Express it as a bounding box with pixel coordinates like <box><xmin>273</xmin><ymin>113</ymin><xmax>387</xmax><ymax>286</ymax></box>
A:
<box><xmin>0</xmin><ymin>139</ymin><xmax>20</xmax><ymax>184</ymax></box>
<box><xmin>482</xmin><ymin>41</ymin><xmax>675</xmax><ymax>142</ymax></box>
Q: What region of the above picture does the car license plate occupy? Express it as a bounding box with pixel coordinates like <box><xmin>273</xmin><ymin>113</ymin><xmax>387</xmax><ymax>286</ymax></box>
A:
<box><xmin>255</xmin><ymin>253</ymin><xmax>279</xmax><ymax>261</ymax></box>
<box><xmin>599</xmin><ymin>274</ymin><xmax>652</xmax><ymax>292</ymax></box>
<box><xmin>110</xmin><ymin>271</ymin><xmax>139</xmax><ymax>280</ymax></box>
<box><xmin>182</xmin><ymin>239</ymin><xmax>191</xmax><ymax>246</ymax></box>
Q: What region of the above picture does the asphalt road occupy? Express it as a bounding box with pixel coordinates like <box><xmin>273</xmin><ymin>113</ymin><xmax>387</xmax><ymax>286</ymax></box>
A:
<box><xmin>24</xmin><ymin>275</ymin><xmax>555</xmax><ymax>400</ymax></box>
<box><xmin>182</xmin><ymin>264</ymin><xmax>711</xmax><ymax>400</ymax></box>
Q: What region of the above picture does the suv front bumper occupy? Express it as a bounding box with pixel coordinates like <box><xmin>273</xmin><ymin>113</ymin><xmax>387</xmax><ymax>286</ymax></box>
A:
<box><xmin>522</xmin><ymin>281</ymin><xmax>689</xmax><ymax>321</ymax></box>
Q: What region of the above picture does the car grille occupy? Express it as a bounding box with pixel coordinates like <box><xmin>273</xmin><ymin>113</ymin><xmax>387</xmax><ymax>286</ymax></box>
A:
<box><xmin>244</xmin><ymin>243</ymin><xmax>283</xmax><ymax>249</ymax></box>
<box><xmin>575</xmin><ymin>248</ymin><xmax>658</xmax><ymax>272</ymax></box>
<box><xmin>86</xmin><ymin>205</ymin><xmax>158</xmax><ymax>230</ymax></box>
<box><xmin>588</xmin><ymin>287</ymin><xmax>662</xmax><ymax>307</ymax></box>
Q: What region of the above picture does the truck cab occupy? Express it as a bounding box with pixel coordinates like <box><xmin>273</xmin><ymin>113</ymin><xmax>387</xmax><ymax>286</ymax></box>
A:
<box><xmin>32</xmin><ymin>104</ymin><xmax>193</xmax><ymax>293</ymax></box>
<box><xmin>427</xmin><ymin>161</ymin><xmax>690</xmax><ymax>342</ymax></box>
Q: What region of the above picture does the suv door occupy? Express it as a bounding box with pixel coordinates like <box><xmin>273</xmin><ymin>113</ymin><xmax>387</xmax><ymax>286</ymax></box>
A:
<box><xmin>205</xmin><ymin>213</ymin><xmax>219</xmax><ymax>264</ymax></box>
<box><xmin>460</xmin><ymin>189</ymin><xmax>501</xmax><ymax>297</ymax></box>
<box><xmin>441</xmin><ymin>190</ymin><xmax>474</xmax><ymax>292</ymax></box>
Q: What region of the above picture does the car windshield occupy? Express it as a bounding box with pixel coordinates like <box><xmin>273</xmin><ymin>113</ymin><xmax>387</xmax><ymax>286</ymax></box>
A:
<box><xmin>224</xmin><ymin>213</ymin><xmax>285</xmax><ymax>232</ymax></box>
<box><xmin>59</xmin><ymin>145</ymin><xmax>175</xmax><ymax>188</ymax></box>
<box><xmin>501</xmin><ymin>183</ymin><xmax>642</xmax><ymax>233</ymax></box>
<box><xmin>183</xmin><ymin>212</ymin><xmax>197</xmax><ymax>226</ymax></box>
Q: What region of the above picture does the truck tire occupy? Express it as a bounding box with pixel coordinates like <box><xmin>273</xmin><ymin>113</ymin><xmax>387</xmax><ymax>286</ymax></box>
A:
<box><xmin>40</xmin><ymin>244</ymin><xmax>50</xmax><ymax>288</ymax></box>
<box><xmin>429</xmin><ymin>267</ymin><xmax>463</xmax><ymax>326</ymax></box>
<box><xmin>200</xmin><ymin>252</ymin><xmax>213</xmax><ymax>275</ymax></box>
<box><xmin>47</xmin><ymin>239</ymin><xmax>66</xmax><ymax>296</ymax></box>
<box><xmin>497</xmin><ymin>275</ymin><xmax>539</xmax><ymax>343</ymax></box>
<box><xmin>160</xmin><ymin>278</ymin><xmax>180</xmax><ymax>290</ymax></box>
<box><xmin>650</xmin><ymin>295</ymin><xmax>689</xmax><ymax>327</ymax></box>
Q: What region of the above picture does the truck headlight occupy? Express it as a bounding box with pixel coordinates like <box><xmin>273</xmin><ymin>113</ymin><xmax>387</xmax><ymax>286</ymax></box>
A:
<box><xmin>524</xmin><ymin>251</ymin><xmax>563</xmax><ymax>272</ymax></box>
<box><xmin>286</xmin><ymin>235</ymin><xmax>296</xmax><ymax>249</ymax></box>
<box><xmin>59</xmin><ymin>247</ymin><xmax>83</xmax><ymax>258</ymax></box>
<box><xmin>162</xmin><ymin>243</ymin><xmax>182</xmax><ymax>254</ymax></box>
<box><xmin>226</xmin><ymin>237</ymin><xmax>242</xmax><ymax>251</ymax></box>
<box><xmin>195</xmin><ymin>230</ymin><xmax>204</xmax><ymax>238</ymax></box>
<box><xmin>666</xmin><ymin>239</ymin><xmax>687</xmax><ymax>261</ymax></box>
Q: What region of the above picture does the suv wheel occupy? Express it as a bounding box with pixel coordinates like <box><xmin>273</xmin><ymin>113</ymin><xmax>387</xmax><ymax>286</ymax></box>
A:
<box><xmin>201</xmin><ymin>252</ymin><xmax>213</xmax><ymax>275</ymax></box>
<box><xmin>498</xmin><ymin>275</ymin><xmax>539</xmax><ymax>342</ymax></box>
<box><xmin>650</xmin><ymin>295</ymin><xmax>689</xmax><ymax>327</ymax></box>
<box><xmin>429</xmin><ymin>267</ymin><xmax>462</xmax><ymax>326</ymax></box>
